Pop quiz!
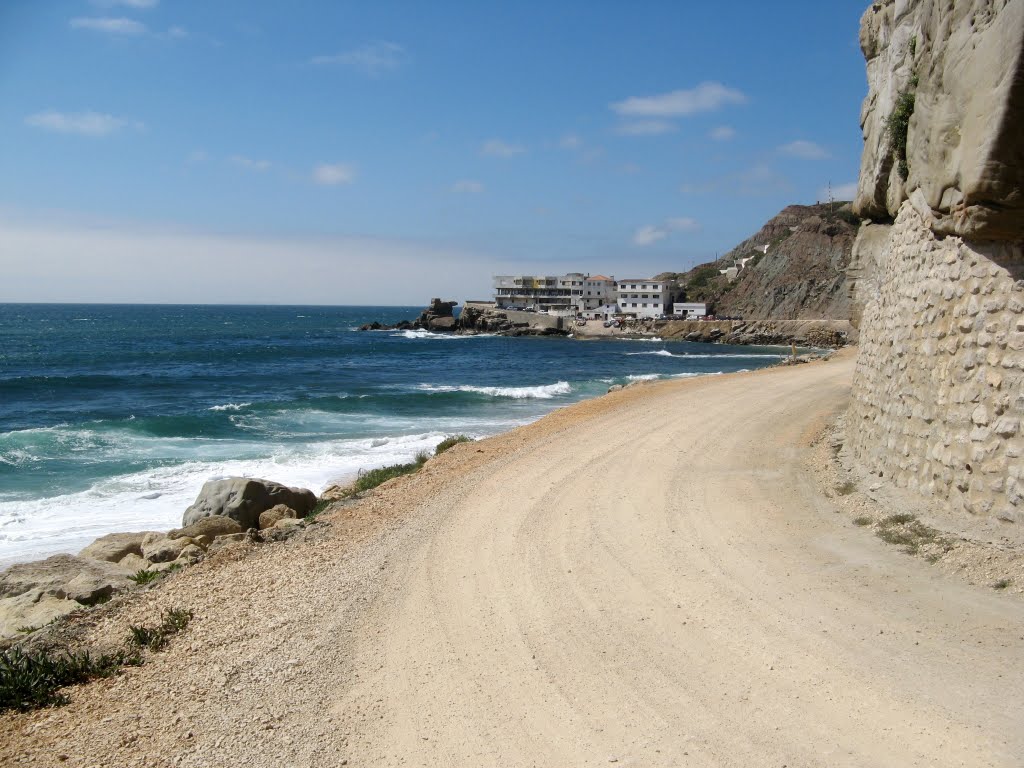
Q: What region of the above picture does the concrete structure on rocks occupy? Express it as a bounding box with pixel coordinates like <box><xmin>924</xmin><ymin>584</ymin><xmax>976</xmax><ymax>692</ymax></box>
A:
<box><xmin>847</xmin><ymin>0</ymin><xmax>1024</xmax><ymax>522</ymax></box>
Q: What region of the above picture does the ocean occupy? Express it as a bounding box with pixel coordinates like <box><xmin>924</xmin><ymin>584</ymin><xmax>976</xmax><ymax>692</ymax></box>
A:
<box><xmin>0</xmin><ymin>304</ymin><xmax>791</xmax><ymax>566</ymax></box>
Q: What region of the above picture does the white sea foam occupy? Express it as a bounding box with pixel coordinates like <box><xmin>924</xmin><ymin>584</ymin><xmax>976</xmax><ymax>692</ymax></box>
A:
<box><xmin>207</xmin><ymin>402</ymin><xmax>252</xmax><ymax>412</ymax></box>
<box><xmin>416</xmin><ymin>381</ymin><xmax>572</xmax><ymax>399</ymax></box>
<box><xmin>627</xmin><ymin>350</ymin><xmax>785</xmax><ymax>359</ymax></box>
<box><xmin>394</xmin><ymin>329</ymin><xmax>495</xmax><ymax>340</ymax></box>
<box><xmin>0</xmin><ymin>431</ymin><xmax>468</xmax><ymax>568</ymax></box>
<box><xmin>626</xmin><ymin>374</ymin><xmax>661</xmax><ymax>381</ymax></box>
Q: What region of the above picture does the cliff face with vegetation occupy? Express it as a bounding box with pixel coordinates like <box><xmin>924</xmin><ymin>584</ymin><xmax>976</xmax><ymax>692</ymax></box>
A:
<box><xmin>847</xmin><ymin>0</ymin><xmax>1024</xmax><ymax>523</ymax></box>
<box><xmin>661</xmin><ymin>202</ymin><xmax>858</xmax><ymax>323</ymax></box>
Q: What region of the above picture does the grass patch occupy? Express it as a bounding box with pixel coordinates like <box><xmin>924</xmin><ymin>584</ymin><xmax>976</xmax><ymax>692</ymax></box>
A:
<box><xmin>875</xmin><ymin>514</ymin><xmax>952</xmax><ymax>556</ymax></box>
<box><xmin>992</xmin><ymin>579</ymin><xmax>1011</xmax><ymax>590</ymax></box>
<box><xmin>128</xmin><ymin>569</ymin><xmax>161</xmax><ymax>585</ymax></box>
<box><xmin>306</xmin><ymin>498</ymin><xmax>333</xmax><ymax>521</ymax></box>
<box><xmin>852</xmin><ymin>515</ymin><xmax>872</xmax><ymax>527</ymax></box>
<box><xmin>128</xmin><ymin>607</ymin><xmax>193</xmax><ymax>652</ymax></box>
<box><xmin>435</xmin><ymin>435</ymin><xmax>473</xmax><ymax>455</ymax></box>
<box><xmin>0</xmin><ymin>646</ymin><xmax>141</xmax><ymax>713</ymax></box>
<box><xmin>836</xmin><ymin>481</ymin><xmax>857</xmax><ymax>496</ymax></box>
<box><xmin>349</xmin><ymin>452</ymin><xmax>430</xmax><ymax>495</ymax></box>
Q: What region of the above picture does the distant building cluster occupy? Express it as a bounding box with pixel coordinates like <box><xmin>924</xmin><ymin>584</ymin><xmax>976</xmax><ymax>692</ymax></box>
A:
<box><xmin>491</xmin><ymin>273</ymin><xmax>708</xmax><ymax>320</ymax></box>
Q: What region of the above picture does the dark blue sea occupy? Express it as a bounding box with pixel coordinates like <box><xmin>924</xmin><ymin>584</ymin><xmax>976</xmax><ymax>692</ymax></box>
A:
<box><xmin>0</xmin><ymin>304</ymin><xmax>790</xmax><ymax>565</ymax></box>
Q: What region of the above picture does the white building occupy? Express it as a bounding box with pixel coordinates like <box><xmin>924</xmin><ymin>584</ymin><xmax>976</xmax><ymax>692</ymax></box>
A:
<box><xmin>616</xmin><ymin>278</ymin><xmax>678</xmax><ymax>319</ymax></box>
<box><xmin>576</xmin><ymin>275</ymin><xmax>617</xmax><ymax>313</ymax></box>
<box><xmin>492</xmin><ymin>273</ymin><xmax>585</xmax><ymax>311</ymax></box>
<box><xmin>673</xmin><ymin>302</ymin><xmax>708</xmax><ymax>319</ymax></box>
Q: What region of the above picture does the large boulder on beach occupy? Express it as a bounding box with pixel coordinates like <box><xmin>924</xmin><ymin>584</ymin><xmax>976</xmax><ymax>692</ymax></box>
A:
<box><xmin>0</xmin><ymin>554</ymin><xmax>133</xmax><ymax>606</ymax></box>
<box><xmin>79</xmin><ymin>531</ymin><xmax>153</xmax><ymax>563</ymax></box>
<box><xmin>182</xmin><ymin>478</ymin><xmax>316</xmax><ymax>530</ymax></box>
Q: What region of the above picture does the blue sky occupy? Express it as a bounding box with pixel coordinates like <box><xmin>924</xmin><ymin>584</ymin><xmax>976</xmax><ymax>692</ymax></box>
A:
<box><xmin>0</xmin><ymin>0</ymin><xmax>869</xmax><ymax>304</ymax></box>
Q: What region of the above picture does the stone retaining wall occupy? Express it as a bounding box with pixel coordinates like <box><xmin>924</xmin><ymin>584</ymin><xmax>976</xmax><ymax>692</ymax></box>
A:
<box><xmin>847</xmin><ymin>200</ymin><xmax>1024</xmax><ymax>522</ymax></box>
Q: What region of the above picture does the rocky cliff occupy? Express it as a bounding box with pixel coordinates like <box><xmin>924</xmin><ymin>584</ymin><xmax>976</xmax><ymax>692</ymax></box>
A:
<box><xmin>847</xmin><ymin>0</ymin><xmax>1024</xmax><ymax>523</ymax></box>
<box><xmin>663</xmin><ymin>203</ymin><xmax>859</xmax><ymax>325</ymax></box>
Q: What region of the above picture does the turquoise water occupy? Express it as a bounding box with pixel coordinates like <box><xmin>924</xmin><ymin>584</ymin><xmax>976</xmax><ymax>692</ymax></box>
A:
<box><xmin>0</xmin><ymin>304</ymin><xmax>789</xmax><ymax>565</ymax></box>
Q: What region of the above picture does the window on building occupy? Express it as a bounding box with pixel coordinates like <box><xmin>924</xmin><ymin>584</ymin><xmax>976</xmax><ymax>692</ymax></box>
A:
<box><xmin>642</xmin><ymin>303</ymin><xmax>648</xmax><ymax>308</ymax></box>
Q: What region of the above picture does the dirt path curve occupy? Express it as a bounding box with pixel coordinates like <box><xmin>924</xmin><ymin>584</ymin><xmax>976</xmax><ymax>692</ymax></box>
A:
<box><xmin>4</xmin><ymin>355</ymin><xmax>1022</xmax><ymax>768</ymax></box>
<box><xmin>339</xmin><ymin>356</ymin><xmax>1024</xmax><ymax>767</ymax></box>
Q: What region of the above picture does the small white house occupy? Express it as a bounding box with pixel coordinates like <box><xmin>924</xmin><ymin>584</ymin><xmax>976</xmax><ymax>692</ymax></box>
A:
<box><xmin>673</xmin><ymin>302</ymin><xmax>708</xmax><ymax>319</ymax></box>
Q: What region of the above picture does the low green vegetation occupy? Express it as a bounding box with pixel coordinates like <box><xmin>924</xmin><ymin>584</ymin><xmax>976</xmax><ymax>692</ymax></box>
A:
<box><xmin>1</xmin><ymin>605</ymin><xmax>192</xmax><ymax>712</ymax></box>
<box><xmin>886</xmin><ymin>90</ymin><xmax>916</xmax><ymax>180</ymax></box>
<box><xmin>852</xmin><ymin>515</ymin><xmax>872</xmax><ymax>527</ymax></box>
<box><xmin>875</xmin><ymin>513</ymin><xmax>952</xmax><ymax>556</ymax></box>
<box><xmin>306</xmin><ymin>498</ymin><xmax>333</xmax><ymax>520</ymax></box>
<box><xmin>336</xmin><ymin>451</ymin><xmax>432</xmax><ymax>499</ymax></box>
<box><xmin>128</xmin><ymin>569</ymin><xmax>161</xmax><ymax>585</ymax></box>
<box><xmin>992</xmin><ymin>579</ymin><xmax>1011</xmax><ymax>591</ymax></box>
<box><xmin>128</xmin><ymin>607</ymin><xmax>193</xmax><ymax>651</ymax></box>
<box><xmin>0</xmin><ymin>646</ymin><xmax>140</xmax><ymax>712</ymax></box>
<box><xmin>435</xmin><ymin>435</ymin><xmax>473</xmax><ymax>455</ymax></box>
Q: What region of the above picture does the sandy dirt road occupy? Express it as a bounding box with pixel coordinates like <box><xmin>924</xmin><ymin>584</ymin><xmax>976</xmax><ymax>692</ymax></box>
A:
<box><xmin>338</xmin><ymin>355</ymin><xmax>1024</xmax><ymax>767</ymax></box>
<box><xmin>4</xmin><ymin>354</ymin><xmax>1022</xmax><ymax>767</ymax></box>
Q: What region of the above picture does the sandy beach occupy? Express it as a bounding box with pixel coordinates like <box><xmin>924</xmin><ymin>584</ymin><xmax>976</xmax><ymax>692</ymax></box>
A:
<box><xmin>3</xmin><ymin>351</ymin><xmax>1023</xmax><ymax>767</ymax></box>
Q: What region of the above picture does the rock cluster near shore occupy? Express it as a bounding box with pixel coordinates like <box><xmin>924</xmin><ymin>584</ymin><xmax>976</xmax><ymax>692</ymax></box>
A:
<box><xmin>359</xmin><ymin>299</ymin><xmax>566</xmax><ymax>337</ymax></box>
<box><xmin>0</xmin><ymin>477</ymin><xmax>318</xmax><ymax>639</ymax></box>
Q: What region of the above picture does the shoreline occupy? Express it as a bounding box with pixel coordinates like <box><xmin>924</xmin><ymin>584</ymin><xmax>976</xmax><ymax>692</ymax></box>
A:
<box><xmin>0</xmin><ymin>355</ymin><xmax>825</xmax><ymax>642</ymax></box>
<box><xmin>4</xmin><ymin>347</ymin><xmax>1022</xmax><ymax>766</ymax></box>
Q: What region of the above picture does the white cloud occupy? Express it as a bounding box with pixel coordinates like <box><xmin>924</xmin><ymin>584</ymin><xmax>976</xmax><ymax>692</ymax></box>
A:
<box><xmin>24</xmin><ymin>110</ymin><xmax>141</xmax><ymax>137</ymax></box>
<box><xmin>610</xmin><ymin>82</ymin><xmax>747</xmax><ymax>117</ymax></box>
<box><xmin>310</xmin><ymin>42</ymin><xmax>405</xmax><ymax>75</ymax></box>
<box><xmin>559</xmin><ymin>134</ymin><xmax>582</xmax><ymax>150</ymax></box>
<box><xmin>633</xmin><ymin>225</ymin><xmax>667</xmax><ymax>246</ymax></box>
<box><xmin>91</xmin><ymin>0</ymin><xmax>158</xmax><ymax>8</ymax></box>
<box><xmin>480</xmin><ymin>139</ymin><xmax>526</xmax><ymax>157</ymax></box>
<box><xmin>709</xmin><ymin>125</ymin><xmax>736</xmax><ymax>141</ymax></box>
<box><xmin>614</xmin><ymin>120</ymin><xmax>677</xmax><ymax>136</ymax></box>
<box><xmin>229</xmin><ymin>155</ymin><xmax>271</xmax><ymax>172</ymax></box>
<box><xmin>186</xmin><ymin>150</ymin><xmax>208</xmax><ymax>164</ymax></box>
<box><xmin>821</xmin><ymin>181</ymin><xmax>859</xmax><ymax>201</ymax></box>
<box><xmin>452</xmin><ymin>180</ymin><xmax>484</xmax><ymax>194</ymax></box>
<box><xmin>70</xmin><ymin>17</ymin><xmax>147</xmax><ymax>35</ymax></box>
<box><xmin>167</xmin><ymin>25</ymin><xmax>188</xmax><ymax>39</ymax></box>
<box><xmin>312</xmin><ymin>163</ymin><xmax>356</xmax><ymax>186</ymax></box>
<box><xmin>633</xmin><ymin>216</ymin><xmax>701</xmax><ymax>246</ymax></box>
<box><xmin>779</xmin><ymin>140</ymin><xmax>829</xmax><ymax>159</ymax></box>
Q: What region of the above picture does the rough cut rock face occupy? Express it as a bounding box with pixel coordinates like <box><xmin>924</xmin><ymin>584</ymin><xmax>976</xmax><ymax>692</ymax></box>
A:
<box><xmin>182</xmin><ymin>477</ymin><xmax>316</xmax><ymax>530</ymax></box>
<box><xmin>854</xmin><ymin>0</ymin><xmax>1024</xmax><ymax>241</ymax></box>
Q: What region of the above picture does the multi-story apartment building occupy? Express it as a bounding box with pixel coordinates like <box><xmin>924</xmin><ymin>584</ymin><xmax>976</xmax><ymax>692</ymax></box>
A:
<box><xmin>492</xmin><ymin>273</ymin><xmax>585</xmax><ymax>311</ymax></box>
<box><xmin>576</xmin><ymin>275</ymin><xmax>617</xmax><ymax>313</ymax></box>
<box><xmin>616</xmin><ymin>278</ymin><xmax>678</xmax><ymax>319</ymax></box>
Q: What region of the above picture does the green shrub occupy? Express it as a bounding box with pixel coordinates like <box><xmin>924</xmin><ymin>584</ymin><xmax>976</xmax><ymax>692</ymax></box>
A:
<box><xmin>886</xmin><ymin>91</ymin><xmax>916</xmax><ymax>180</ymax></box>
<box><xmin>0</xmin><ymin>647</ymin><xmax>138</xmax><ymax>712</ymax></box>
<box><xmin>435</xmin><ymin>435</ymin><xmax>473</xmax><ymax>455</ymax></box>
<box><xmin>350</xmin><ymin>453</ymin><xmax>429</xmax><ymax>495</ymax></box>
<box><xmin>128</xmin><ymin>607</ymin><xmax>193</xmax><ymax>652</ymax></box>
<box><xmin>128</xmin><ymin>569</ymin><xmax>161</xmax><ymax>585</ymax></box>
